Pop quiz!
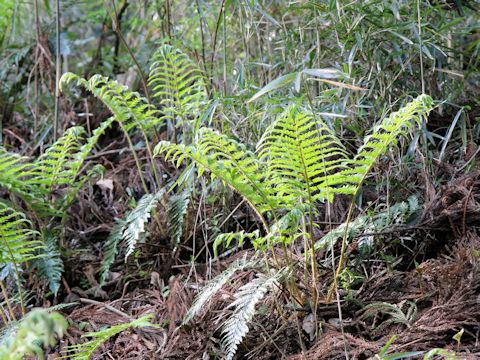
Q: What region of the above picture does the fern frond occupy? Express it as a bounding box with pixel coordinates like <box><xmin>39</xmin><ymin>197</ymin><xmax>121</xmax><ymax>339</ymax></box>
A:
<box><xmin>33</xmin><ymin>233</ymin><xmax>64</xmax><ymax>295</ymax></box>
<box><xmin>60</xmin><ymin>73</ymin><xmax>159</xmax><ymax>132</ymax></box>
<box><xmin>75</xmin><ymin>117</ymin><xmax>114</xmax><ymax>165</ymax></box>
<box><xmin>222</xmin><ymin>270</ymin><xmax>283</xmax><ymax>360</ymax></box>
<box><xmin>148</xmin><ymin>44</ymin><xmax>207</xmax><ymax>133</ymax></box>
<box><xmin>314</xmin><ymin>195</ymin><xmax>421</xmax><ymax>252</ymax></box>
<box><xmin>155</xmin><ymin>128</ymin><xmax>277</xmax><ymax>216</ymax></box>
<box><xmin>167</xmin><ymin>187</ymin><xmax>191</xmax><ymax>249</ymax></box>
<box><xmin>338</xmin><ymin>94</ymin><xmax>433</xmax><ymax>193</ymax></box>
<box><xmin>123</xmin><ymin>190</ymin><xmax>164</xmax><ymax>259</ymax></box>
<box><xmin>31</xmin><ymin>126</ymin><xmax>85</xmax><ymax>189</ymax></box>
<box><xmin>0</xmin><ymin>149</ymin><xmax>44</xmax><ymax>205</ymax></box>
<box><xmin>0</xmin><ymin>202</ymin><xmax>41</xmax><ymax>265</ymax></box>
<box><xmin>258</xmin><ymin>105</ymin><xmax>349</xmax><ymax>204</ymax></box>
<box><xmin>64</xmin><ymin>314</ymin><xmax>156</xmax><ymax>360</ymax></box>
<box><xmin>183</xmin><ymin>257</ymin><xmax>253</xmax><ymax>324</ymax></box>
<box><xmin>0</xmin><ymin>309</ymin><xmax>67</xmax><ymax>360</ymax></box>
<box><xmin>213</xmin><ymin>230</ymin><xmax>260</xmax><ymax>257</ymax></box>
<box><xmin>99</xmin><ymin>220</ymin><xmax>125</xmax><ymax>285</ymax></box>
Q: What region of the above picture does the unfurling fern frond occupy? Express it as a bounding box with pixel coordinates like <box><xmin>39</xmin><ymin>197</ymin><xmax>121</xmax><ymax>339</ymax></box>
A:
<box><xmin>99</xmin><ymin>220</ymin><xmax>125</xmax><ymax>285</ymax></box>
<box><xmin>258</xmin><ymin>105</ymin><xmax>349</xmax><ymax>205</ymax></box>
<box><xmin>0</xmin><ymin>202</ymin><xmax>41</xmax><ymax>265</ymax></box>
<box><xmin>167</xmin><ymin>187</ymin><xmax>191</xmax><ymax>251</ymax></box>
<box><xmin>148</xmin><ymin>44</ymin><xmax>207</xmax><ymax>138</ymax></box>
<box><xmin>123</xmin><ymin>190</ymin><xmax>164</xmax><ymax>259</ymax></box>
<box><xmin>222</xmin><ymin>270</ymin><xmax>283</xmax><ymax>360</ymax></box>
<box><xmin>64</xmin><ymin>314</ymin><xmax>156</xmax><ymax>360</ymax></box>
<box><xmin>183</xmin><ymin>257</ymin><xmax>253</xmax><ymax>324</ymax></box>
<box><xmin>338</xmin><ymin>94</ymin><xmax>433</xmax><ymax>194</ymax></box>
<box><xmin>33</xmin><ymin>233</ymin><xmax>64</xmax><ymax>295</ymax></box>
<box><xmin>0</xmin><ymin>309</ymin><xmax>67</xmax><ymax>360</ymax></box>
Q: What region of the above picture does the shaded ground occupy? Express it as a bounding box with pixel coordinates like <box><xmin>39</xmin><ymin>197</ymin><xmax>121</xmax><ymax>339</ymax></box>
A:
<box><xmin>53</xmin><ymin>152</ymin><xmax>480</xmax><ymax>358</ymax></box>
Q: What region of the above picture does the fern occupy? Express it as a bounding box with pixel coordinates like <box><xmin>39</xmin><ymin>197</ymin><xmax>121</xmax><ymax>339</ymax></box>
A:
<box><xmin>183</xmin><ymin>257</ymin><xmax>252</xmax><ymax>324</ymax></box>
<box><xmin>0</xmin><ymin>309</ymin><xmax>68</xmax><ymax>360</ymax></box>
<box><xmin>0</xmin><ymin>150</ymin><xmax>44</xmax><ymax>207</ymax></box>
<box><xmin>258</xmin><ymin>104</ymin><xmax>349</xmax><ymax>205</ymax></box>
<box><xmin>156</xmin><ymin>95</ymin><xmax>433</xmax><ymax>246</ymax></box>
<box><xmin>338</xmin><ymin>94</ymin><xmax>433</xmax><ymax>194</ymax></box>
<box><xmin>123</xmin><ymin>190</ymin><xmax>164</xmax><ymax>259</ymax></box>
<box><xmin>148</xmin><ymin>44</ymin><xmax>207</xmax><ymax>139</ymax></box>
<box><xmin>213</xmin><ymin>230</ymin><xmax>260</xmax><ymax>258</ymax></box>
<box><xmin>31</xmin><ymin>126</ymin><xmax>85</xmax><ymax>189</ymax></box>
<box><xmin>222</xmin><ymin>270</ymin><xmax>283</xmax><ymax>360</ymax></box>
<box><xmin>33</xmin><ymin>233</ymin><xmax>64</xmax><ymax>295</ymax></box>
<box><xmin>0</xmin><ymin>202</ymin><xmax>41</xmax><ymax>265</ymax></box>
<box><xmin>155</xmin><ymin>128</ymin><xmax>277</xmax><ymax>218</ymax></box>
<box><xmin>60</xmin><ymin>72</ymin><xmax>161</xmax><ymax>189</ymax></box>
<box><xmin>64</xmin><ymin>314</ymin><xmax>156</xmax><ymax>360</ymax></box>
<box><xmin>61</xmin><ymin>73</ymin><xmax>159</xmax><ymax>133</ymax></box>
<box><xmin>167</xmin><ymin>187</ymin><xmax>191</xmax><ymax>250</ymax></box>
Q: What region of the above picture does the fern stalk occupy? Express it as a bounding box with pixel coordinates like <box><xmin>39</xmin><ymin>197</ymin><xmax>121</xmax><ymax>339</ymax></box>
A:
<box><xmin>0</xmin><ymin>280</ymin><xmax>16</xmax><ymax>321</ymax></box>
<box><xmin>0</xmin><ymin>240</ymin><xmax>25</xmax><ymax>316</ymax></box>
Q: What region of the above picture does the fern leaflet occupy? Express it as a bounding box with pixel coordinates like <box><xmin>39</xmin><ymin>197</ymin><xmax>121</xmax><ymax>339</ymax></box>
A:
<box><xmin>99</xmin><ymin>220</ymin><xmax>125</xmax><ymax>285</ymax></box>
<box><xmin>0</xmin><ymin>203</ymin><xmax>41</xmax><ymax>265</ymax></box>
<box><xmin>123</xmin><ymin>190</ymin><xmax>164</xmax><ymax>259</ymax></box>
<box><xmin>222</xmin><ymin>270</ymin><xmax>283</xmax><ymax>360</ymax></box>
<box><xmin>183</xmin><ymin>257</ymin><xmax>253</xmax><ymax>324</ymax></box>
<box><xmin>64</xmin><ymin>314</ymin><xmax>156</xmax><ymax>360</ymax></box>
<box><xmin>167</xmin><ymin>187</ymin><xmax>191</xmax><ymax>250</ymax></box>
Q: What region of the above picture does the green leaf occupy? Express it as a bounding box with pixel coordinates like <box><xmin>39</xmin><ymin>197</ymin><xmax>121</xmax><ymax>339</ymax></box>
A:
<box><xmin>248</xmin><ymin>72</ymin><xmax>298</xmax><ymax>103</ymax></box>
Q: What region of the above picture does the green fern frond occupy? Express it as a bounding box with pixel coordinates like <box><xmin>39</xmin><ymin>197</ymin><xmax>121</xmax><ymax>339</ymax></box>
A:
<box><xmin>0</xmin><ymin>309</ymin><xmax>68</xmax><ymax>360</ymax></box>
<box><xmin>64</xmin><ymin>314</ymin><xmax>156</xmax><ymax>360</ymax></box>
<box><xmin>0</xmin><ymin>149</ymin><xmax>44</xmax><ymax>205</ymax></box>
<box><xmin>213</xmin><ymin>230</ymin><xmax>260</xmax><ymax>258</ymax></box>
<box><xmin>258</xmin><ymin>105</ymin><xmax>349</xmax><ymax>204</ymax></box>
<box><xmin>60</xmin><ymin>73</ymin><xmax>159</xmax><ymax>132</ymax></box>
<box><xmin>167</xmin><ymin>187</ymin><xmax>191</xmax><ymax>250</ymax></box>
<box><xmin>123</xmin><ymin>190</ymin><xmax>164</xmax><ymax>259</ymax></box>
<box><xmin>183</xmin><ymin>257</ymin><xmax>253</xmax><ymax>324</ymax></box>
<box><xmin>75</xmin><ymin>117</ymin><xmax>114</xmax><ymax>165</ymax></box>
<box><xmin>222</xmin><ymin>270</ymin><xmax>283</xmax><ymax>360</ymax></box>
<box><xmin>148</xmin><ymin>44</ymin><xmax>207</xmax><ymax>134</ymax></box>
<box><xmin>31</xmin><ymin>126</ymin><xmax>85</xmax><ymax>189</ymax></box>
<box><xmin>155</xmin><ymin>128</ymin><xmax>276</xmax><ymax>217</ymax></box>
<box><xmin>99</xmin><ymin>220</ymin><xmax>125</xmax><ymax>285</ymax></box>
<box><xmin>339</xmin><ymin>94</ymin><xmax>433</xmax><ymax>193</ymax></box>
<box><xmin>0</xmin><ymin>202</ymin><xmax>41</xmax><ymax>265</ymax></box>
<box><xmin>33</xmin><ymin>233</ymin><xmax>64</xmax><ymax>295</ymax></box>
